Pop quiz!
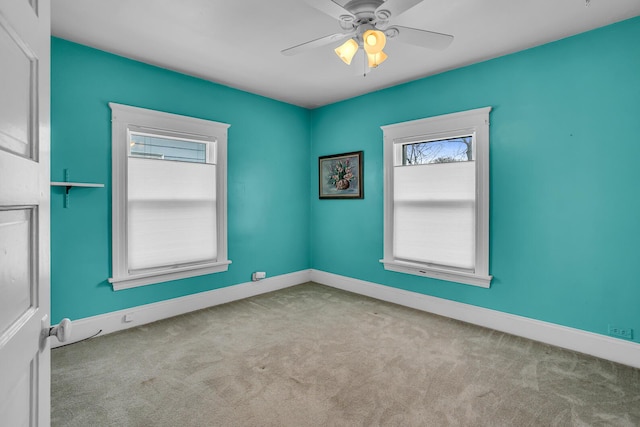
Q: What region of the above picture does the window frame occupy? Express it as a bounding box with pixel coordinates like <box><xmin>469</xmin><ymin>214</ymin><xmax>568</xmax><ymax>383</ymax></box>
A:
<box><xmin>380</xmin><ymin>107</ymin><xmax>492</xmax><ymax>288</ymax></box>
<box><xmin>108</xmin><ymin>103</ymin><xmax>231</xmax><ymax>290</ymax></box>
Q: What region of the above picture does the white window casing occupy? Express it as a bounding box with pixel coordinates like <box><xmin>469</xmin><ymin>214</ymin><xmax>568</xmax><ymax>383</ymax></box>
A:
<box><xmin>380</xmin><ymin>107</ymin><xmax>492</xmax><ymax>288</ymax></box>
<box><xmin>109</xmin><ymin>103</ymin><xmax>230</xmax><ymax>290</ymax></box>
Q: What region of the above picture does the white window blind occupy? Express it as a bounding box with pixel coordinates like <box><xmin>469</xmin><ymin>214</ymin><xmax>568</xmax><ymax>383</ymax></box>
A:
<box><xmin>394</xmin><ymin>161</ymin><xmax>475</xmax><ymax>270</ymax></box>
<box><xmin>127</xmin><ymin>157</ymin><xmax>217</xmax><ymax>271</ymax></box>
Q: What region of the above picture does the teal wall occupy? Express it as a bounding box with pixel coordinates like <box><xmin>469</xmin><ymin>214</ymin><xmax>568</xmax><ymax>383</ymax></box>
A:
<box><xmin>311</xmin><ymin>17</ymin><xmax>640</xmax><ymax>342</ymax></box>
<box><xmin>52</xmin><ymin>17</ymin><xmax>640</xmax><ymax>343</ymax></box>
<box><xmin>51</xmin><ymin>38</ymin><xmax>311</xmax><ymax>322</ymax></box>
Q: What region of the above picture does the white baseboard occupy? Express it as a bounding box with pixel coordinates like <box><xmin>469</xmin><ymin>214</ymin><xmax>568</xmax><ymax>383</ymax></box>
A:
<box><xmin>52</xmin><ymin>269</ymin><xmax>312</xmax><ymax>348</ymax></box>
<box><xmin>52</xmin><ymin>268</ymin><xmax>640</xmax><ymax>370</ymax></box>
<box><xmin>310</xmin><ymin>270</ymin><xmax>640</xmax><ymax>369</ymax></box>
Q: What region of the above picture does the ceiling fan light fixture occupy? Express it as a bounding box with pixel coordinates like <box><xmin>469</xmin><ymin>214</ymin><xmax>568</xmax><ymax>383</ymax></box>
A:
<box><xmin>282</xmin><ymin>0</ymin><xmax>455</xmax><ymax>75</ymax></box>
<box><xmin>367</xmin><ymin>50</ymin><xmax>388</xmax><ymax>68</ymax></box>
<box><xmin>363</xmin><ymin>29</ymin><xmax>386</xmax><ymax>54</ymax></box>
<box><xmin>335</xmin><ymin>38</ymin><xmax>359</xmax><ymax>65</ymax></box>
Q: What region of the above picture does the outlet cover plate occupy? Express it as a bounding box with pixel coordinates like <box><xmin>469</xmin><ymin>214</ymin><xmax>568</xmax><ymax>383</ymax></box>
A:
<box><xmin>608</xmin><ymin>325</ymin><xmax>634</xmax><ymax>340</ymax></box>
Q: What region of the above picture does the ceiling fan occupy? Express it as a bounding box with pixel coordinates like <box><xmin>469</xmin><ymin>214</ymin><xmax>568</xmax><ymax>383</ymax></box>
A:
<box><xmin>281</xmin><ymin>0</ymin><xmax>454</xmax><ymax>73</ymax></box>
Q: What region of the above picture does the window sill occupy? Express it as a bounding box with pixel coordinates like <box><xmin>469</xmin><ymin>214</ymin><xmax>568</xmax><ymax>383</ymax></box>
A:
<box><xmin>380</xmin><ymin>259</ymin><xmax>491</xmax><ymax>288</ymax></box>
<box><xmin>109</xmin><ymin>260</ymin><xmax>231</xmax><ymax>291</ymax></box>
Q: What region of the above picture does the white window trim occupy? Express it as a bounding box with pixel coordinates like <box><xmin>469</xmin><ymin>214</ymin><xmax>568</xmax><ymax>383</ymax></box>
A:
<box><xmin>108</xmin><ymin>103</ymin><xmax>231</xmax><ymax>290</ymax></box>
<box><xmin>380</xmin><ymin>107</ymin><xmax>492</xmax><ymax>288</ymax></box>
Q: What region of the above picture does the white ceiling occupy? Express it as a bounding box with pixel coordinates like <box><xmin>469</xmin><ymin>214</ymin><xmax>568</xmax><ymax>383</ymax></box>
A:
<box><xmin>51</xmin><ymin>0</ymin><xmax>640</xmax><ymax>109</ymax></box>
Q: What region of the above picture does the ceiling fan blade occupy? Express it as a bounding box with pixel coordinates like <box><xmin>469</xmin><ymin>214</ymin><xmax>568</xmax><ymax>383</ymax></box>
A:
<box><xmin>303</xmin><ymin>0</ymin><xmax>355</xmax><ymax>21</ymax></box>
<box><xmin>281</xmin><ymin>32</ymin><xmax>354</xmax><ymax>56</ymax></box>
<box><xmin>375</xmin><ymin>0</ymin><xmax>424</xmax><ymax>18</ymax></box>
<box><xmin>390</xmin><ymin>26</ymin><xmax>454</xmax><ymax>50</ymax></box>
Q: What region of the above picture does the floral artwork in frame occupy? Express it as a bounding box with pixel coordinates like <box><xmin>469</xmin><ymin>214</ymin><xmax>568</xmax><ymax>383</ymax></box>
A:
<box><xmin>319</xmin><ymin>151</ymin><xmax>363</xmax><ymax>199</ymax></box>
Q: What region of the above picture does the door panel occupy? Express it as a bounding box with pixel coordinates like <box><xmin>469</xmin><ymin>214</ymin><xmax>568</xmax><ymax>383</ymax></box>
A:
<box><xmin>0</xmin><ymin>11</ymin><xmax>37</xmax><ymax>159</ymax></box>
<box><xmin>0</xmin><ymin>352</ymin><xmax>37</xmax><ymax>426</ymax></box>
<box><xmin>0</xmin><ymin>208</ymin><xmax>35</xmax><ymax>333</ymax></box>
<box><xmin>0</xmin><ymin>315</ymin><xmax>42</xmax><ymax>426</ymax></box>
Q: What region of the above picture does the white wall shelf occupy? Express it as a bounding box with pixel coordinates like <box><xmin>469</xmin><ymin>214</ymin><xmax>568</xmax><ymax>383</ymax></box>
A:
<box><xmin>51</xmin><ymin>182</ymin><xmax>104</xmax><ymax>188</ymax></box>
<box><xmin>51</xmin><ymin>169</ymin><xmax>104</xmax><ymax>208</ymax></box>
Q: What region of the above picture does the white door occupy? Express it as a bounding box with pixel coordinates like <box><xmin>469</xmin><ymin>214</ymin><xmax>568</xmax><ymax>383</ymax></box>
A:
<box><xmin>0</xmin><ymin>0</ymin><xmax>51</xmax><ymax>425</ymax></box>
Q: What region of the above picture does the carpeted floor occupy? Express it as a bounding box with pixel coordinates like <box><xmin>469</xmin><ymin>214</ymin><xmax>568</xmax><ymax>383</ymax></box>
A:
<box><xmin>52</xmin><ymin>282</ymin><xmax>640</xmax><ymax>426</ymax></box>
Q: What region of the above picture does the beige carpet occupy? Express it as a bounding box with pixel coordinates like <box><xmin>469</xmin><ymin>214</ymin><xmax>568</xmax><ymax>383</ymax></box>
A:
<box><xmin>52</xmin><ymin>282</ymin><xmax>640</xmax><ymax>426</ymax></box>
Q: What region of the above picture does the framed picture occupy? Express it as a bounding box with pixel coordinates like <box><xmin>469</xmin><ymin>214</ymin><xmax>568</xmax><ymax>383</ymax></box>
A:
<box><xmin>319</xmin><ymin>151</ymin><xmax>363</xmax><ymax>199</ymax></box>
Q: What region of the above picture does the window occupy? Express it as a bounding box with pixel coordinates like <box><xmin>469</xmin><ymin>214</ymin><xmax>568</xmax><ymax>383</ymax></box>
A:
<box><xmin>109</xmin><ymin>103</ymin><xmax>230</xmax><ymax>290</ymax></box>
<box><xmin>380</xmin><ymin>107</ymin><xmax>492</xmax><ymax>287</ymax></box>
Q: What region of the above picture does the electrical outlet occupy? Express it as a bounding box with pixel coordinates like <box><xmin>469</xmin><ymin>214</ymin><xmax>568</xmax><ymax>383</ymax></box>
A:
<box><xmin>608</xmin><ymin>325</ymin><xmax>633</xmax><ymax>340</ymax></box>
<box><xmin>252</xmin><ymin>271</ymin><xmax>266</xmax><ymax>281</ymax></box>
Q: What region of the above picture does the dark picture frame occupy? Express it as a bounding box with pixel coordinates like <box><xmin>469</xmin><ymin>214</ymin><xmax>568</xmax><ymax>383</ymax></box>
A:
<box><xmin>319</xmin><ymin>151</ymin><xmax>363</xmax><ymax>199</ymax></box>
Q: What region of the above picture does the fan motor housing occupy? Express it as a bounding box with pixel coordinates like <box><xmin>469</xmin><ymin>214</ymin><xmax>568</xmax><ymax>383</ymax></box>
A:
<box><xmin>344</xmin><ymin>0</ymin><xmax>386</xmax><ymax>24</ymax></box>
